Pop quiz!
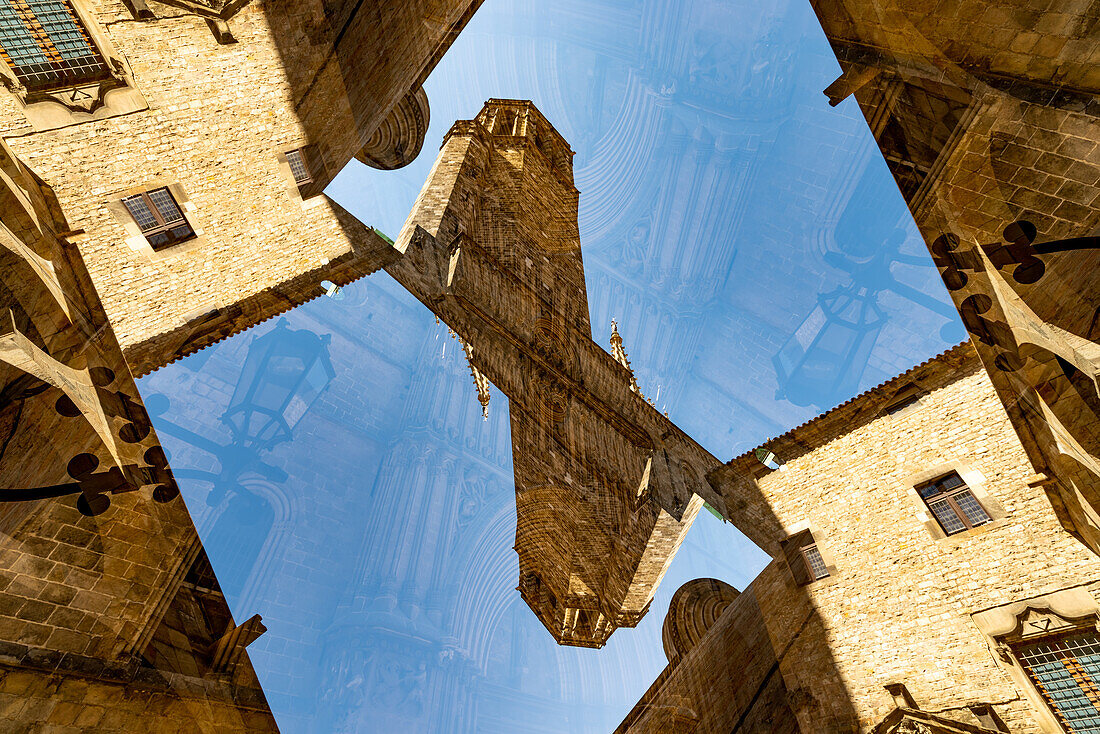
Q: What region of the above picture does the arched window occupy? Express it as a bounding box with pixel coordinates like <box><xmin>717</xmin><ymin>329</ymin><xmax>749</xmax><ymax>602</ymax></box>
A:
<box><xmin>0</xmin><ymin>0</ymin><xmax>110</xmax><ymax>91</ymax></box>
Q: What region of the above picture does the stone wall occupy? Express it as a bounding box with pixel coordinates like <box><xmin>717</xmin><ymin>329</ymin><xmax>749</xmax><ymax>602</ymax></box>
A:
<box><xmin>0</xmin><ymin>0</ymin><xmax>477</xmax><ymax>376</ymax></box>
<box><xmin>810</xmin><ymin>0</ymin><xmax>1100</xmax><ymax>559</ymax></box>
<box><xmin>0</xmin><ymin>1</ymin><xmax>485</xmax><ymax>729</ymax></box>
<box><xmin>627</xmin><ymin>344</ymin><xmax>1100</xmax><ymax>732</ymax></box>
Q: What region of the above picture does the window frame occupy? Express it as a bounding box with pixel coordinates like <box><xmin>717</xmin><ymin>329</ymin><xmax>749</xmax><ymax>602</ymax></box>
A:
<box><xmin>799</xmin><ymin>542</ymin><xmax>830</xmax><ymax>581</ymax></box>
<box><xmin>278</xmin><ymin>144</ymin><xmax>327</xmax><ymax>202</ymax></box>
<box><xmin>1011</xmin><ymin>629</ymin><xmax>1100</xmax><ymax>733</ymax></box>
<box><xmin>780</xmin><ymin>528</ymin><xmax>834</xmax><ymax>586</ymax></box>
<box><xmin>916</xmin><ymin>471</ymin><xmax>992</xmax><ymax>536</ymax></box>
<box><xmin>120</xmin><ymin>186</ymin><xmax>196</xmax><ymax>251</ymax></box>
<box><xmin>973</xmin><ymin>590</ymin><xmax>1100</xmax><ymax>734</ymax></box>
<box><xmin>285</xmin><ymin>148</ymin><xmax>313</xmax><ymax>186</ymax></box>
<box><xmin>0</xmin><ymin>0</ymin><xmax>112</xmax><ymax>92</ymax></box>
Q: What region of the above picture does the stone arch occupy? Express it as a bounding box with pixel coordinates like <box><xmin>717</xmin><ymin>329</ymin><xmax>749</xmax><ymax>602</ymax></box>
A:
<box><xmin>661</xmin><ymin>577</ymin><xmax>740</xmax><ymax>663</ymax></box>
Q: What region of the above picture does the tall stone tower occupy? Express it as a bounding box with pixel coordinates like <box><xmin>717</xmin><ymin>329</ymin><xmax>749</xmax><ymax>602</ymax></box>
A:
<box><xmin>387</xmin><ymin>100</ymin><xmax>730</xmax><ymax>647</ymax></box>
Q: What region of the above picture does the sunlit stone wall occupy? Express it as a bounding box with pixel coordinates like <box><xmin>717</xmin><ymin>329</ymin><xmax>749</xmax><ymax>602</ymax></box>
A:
<box><xmin>808</xmin><ymin>0</ymin><xmax>1100</xmax><ymax>559</ymax></box>
<box><xmin>630</xmin><ymin>344</ymin><xmax>1100</xmax><ymax>732</ymax></box>
<box><xmin>0</xmin><ymin>0</ymin><xmax>480</xmax><ymax>377</ymax></box>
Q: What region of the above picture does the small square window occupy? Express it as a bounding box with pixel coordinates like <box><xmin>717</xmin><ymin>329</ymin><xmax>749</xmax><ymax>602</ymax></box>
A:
<box><xmin>800</xmin><ymin>543</ymin><xmax>830</xmax><ymax>580</ymax></box>
<box><xmin>917</xmin><ymin>472</ymin><xmax>991</xmax><ymax>536</ymax></box>
<box><xmin>781</xmin><ymin>529</ymin><xmax>832</xmax><ymax>586</ymax></box>
<box><xmin>282</xmin><ymin>145</ymin><xmax>326</xmax><ymax>199</ymax></box>
<box><xmin>286</xmin><ymin>148</ymin><xmax>312</xmax><ymax>185</ymax></box>
<box><xmin>122</xmin><ymin>187</ymin><xmax>195</xmax><ymax>250</ymax></box>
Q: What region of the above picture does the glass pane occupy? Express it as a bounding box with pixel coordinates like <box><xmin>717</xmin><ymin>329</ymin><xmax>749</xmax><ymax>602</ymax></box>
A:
<box><xmin>147</xmin><ymin>187</ymin><xmax>185</xmax><ymax>224</ymax></box>
<box><xmin>927</xmin><ymin>498</ymin><xmax>966</xmax><ymax>535</ymax></box>
<box><xmin>168</xmin><ymin>223</ymin><xmax>195</xmax><ymax>241</ymax></box>
<box><xmin>940</xmin><ymin>473</ymin><xmax>964</xmax><ymax>490</ymax></box>
<box><xmin>953</xmin><ymin>490</ymin><xmax>991</xmax><ymax>527</ymax></box>
<box><xmin>2</xmin><ymin>0</ymin><xmax>109</xmax><ymax>88</ymax></box>
<box><xmin>917</xmin><ymin>483</ymin><xmax>940</xmax><ymax>499</ymax></box>
<box><xmin>1018</xmin><ymin>633</ymin><xmax>1100</xmax><ymax>733</ymax></box>
<box><xmin>27</xmin><ymin>0</ymin><xmax>98</xmax><ymax>62</ymax></box>
<box><xmin>0</xmin><ymin>2</ymin><xmax>48</xmax><ymax>68</ymax></box>
<box><xmin>287</xmin><ymin>149</ymin><xmax>312</xmax><ymax>184</ymax></box>
<box><xmin>802</xmin><ymin>544</ymin><xmax>829</xmax><ymax>579</ymax></box>
<box><xmin>122</xmin><ymin>194</ymin><xmax>158</xmax><ymax>232</ymax></box>
<box><xmin>145</xmin><ymin>231</ymin><xmax>170</xmax><ymax>249</ymax></box>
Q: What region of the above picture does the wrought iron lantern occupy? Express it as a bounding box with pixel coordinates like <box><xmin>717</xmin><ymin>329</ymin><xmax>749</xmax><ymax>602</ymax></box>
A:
<box><xmin>773</xmin><ymin>285</ymin><xmax>886</xmax><ymax>407</ymax></box>
<box><xmin>221</xmin><ymin>319</ymin><xmax>335</xmax><ymax>452</ymax></box>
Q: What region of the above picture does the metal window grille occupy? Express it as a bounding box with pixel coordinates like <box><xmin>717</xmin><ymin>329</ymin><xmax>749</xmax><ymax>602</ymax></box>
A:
<box><xmin>0</xmin><ymin>0</ymin><xmax>110</xmax><ymax>91</ymax></box>
<box><xmin>1015</xmin><ymin>632</ymin><xmax>1100</xmax><ymax>733</ymax></box>
<box><xmin>800</xmin><ymin>543</ymin><xmax>829</xmax><ymax>580</ymax></box>
<box><xmin>917</xmin><ymin>472</ymin><xmax>991</xmax><ymax>536</ymax></box>
<box><xmin>286</xmin><ymin>148</ymin><xmax>313</xmax><ymax>185</ymax></box>
<box><xmin>122</xmin><ymin>187</ymin><xmax>195</xmax><ymax>250</ymax></box>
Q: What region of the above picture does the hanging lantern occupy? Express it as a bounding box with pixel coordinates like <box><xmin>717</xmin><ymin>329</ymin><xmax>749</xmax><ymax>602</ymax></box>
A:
<box><xmin>221</xmin><ymin>319</ymin><xmax>335</xmax><ymax>451</ymax></box>
<box><xmin>773</xmin><ymin>285</ymin><xmax>885</xmax><ymax>407</ymax></box>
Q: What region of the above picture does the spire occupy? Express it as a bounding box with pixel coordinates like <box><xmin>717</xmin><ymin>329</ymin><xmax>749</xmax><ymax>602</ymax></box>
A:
<box><xmin>610</xmin><ymin>319</ymin><xmax>641</xmax><ymax>396</ymax></box>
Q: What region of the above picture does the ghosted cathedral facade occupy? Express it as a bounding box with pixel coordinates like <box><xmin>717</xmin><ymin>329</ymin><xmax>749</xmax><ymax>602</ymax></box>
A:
<box><xmin>1</xmin><ymin>0</ymin><xmax>1100</xmax><ymax>733</ymax></box>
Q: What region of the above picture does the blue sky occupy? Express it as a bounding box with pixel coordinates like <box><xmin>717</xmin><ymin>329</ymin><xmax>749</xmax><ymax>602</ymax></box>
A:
<box><xmin>140</xmin><ymin>0</ymin><xmax>963</xmax><ymax>730</ymax></box>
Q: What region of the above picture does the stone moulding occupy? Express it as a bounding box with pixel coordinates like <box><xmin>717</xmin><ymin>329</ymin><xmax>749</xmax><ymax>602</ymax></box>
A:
<box><xmin>871</xmin><ymin>708</ymin><xmax>1004</xmax><ymax>733</ymax></box>
<box><xmin>146</xmin><ymin>0</ymin><xmax>251</xmax><ymax>20</ymax></box>
<box><xmin>356</xmin><ymin>86</ymin><xmax>430</xmax><ymax>171</ymax></box>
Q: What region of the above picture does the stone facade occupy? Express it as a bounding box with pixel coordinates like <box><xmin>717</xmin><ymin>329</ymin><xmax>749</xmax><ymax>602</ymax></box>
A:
<box><xmin>0</xmin><ymin>0</ymin><xmax>481</xmax><ymax>731</ymax></box>
<box><xmin>813</xmin><ymin>0</ymin><xmax>1100</xmax><ymax>558</ymax></box>
<box><xmin>3</xmin><ymin>0</ymin><xmax>1099</xmax><ymax>729</ymax></box>
<box><xmin>622</xmin><ymin>345</ymin><xmax>1100</xmax><ymax>732</ymax></box>
<box><xmin>618</xmin><ymin>0</ymin><xmax>1100</xmax><ymax>730</ymax></box>
<box><xmin>0</xmin><ymin>0</ymin><xmax>484</xmax><ymax>377</ymax></box>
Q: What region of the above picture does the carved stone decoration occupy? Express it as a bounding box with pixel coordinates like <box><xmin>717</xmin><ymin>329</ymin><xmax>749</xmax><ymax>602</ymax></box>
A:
<box><xmin>6</xmin><ymin>72</ymin><xmax>129</xmax><ymax>117</ymax></box>
<box><xmin>872</xmin><ymin>708</ymin><xmax>1003</xmax><ymax>734</ymax></box>
<box><xmin>0</xmin><ymin>139</ymin><xmax>177</xmax><ymax>518</ymax></box>
<box><xmin>356</xmin><ymin>86</ymin><xmax>430</xmax><ymax>170</ymax></box>
<box><xmin>1002</xmin><ymin>604</ymin><xmax>1098</xmax><ymax>644</ymax></box>
<box><xmin>895</xmin><ymin>722</ymin><xmax>933</xmax><ymax>734</ymax></box>
<box><xmin>661</xmin><ymin>578</ymin><xmax>739</xmax><ymax>663</ymax></box>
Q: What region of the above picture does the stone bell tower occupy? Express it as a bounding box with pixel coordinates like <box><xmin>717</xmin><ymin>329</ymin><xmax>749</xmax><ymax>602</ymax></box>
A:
<box><xmin>386</xmin><ymin>100</ymin><xmax>729</xmax><ymax>647</ymax></box>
